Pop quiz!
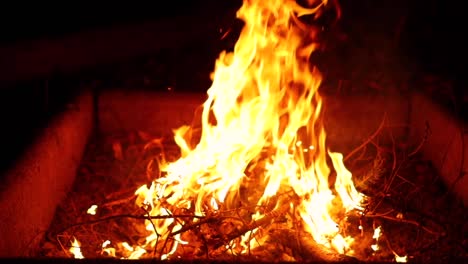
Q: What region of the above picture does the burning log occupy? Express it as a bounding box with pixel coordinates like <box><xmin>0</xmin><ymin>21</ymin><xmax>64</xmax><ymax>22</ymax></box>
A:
<box><xmin>270</xmin><ymin>229</ymin><xmax>359</xmax><ymax>262</ymax></box>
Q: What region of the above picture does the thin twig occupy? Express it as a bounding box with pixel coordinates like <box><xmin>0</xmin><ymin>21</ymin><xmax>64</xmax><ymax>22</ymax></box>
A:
<box><xmin>57</xmin><ymin>213</ymin><xmax>204</xmax><ymax>238</ymax></box>
<box><xmin>408</xmin><ymin>121</ymin><xmax>431</xmax><ymax>157</ymax></box>
<box><xmin>345</xmin><ymin>113</ymin><xmax>387</xmax><ymax>162</ymax></box>
<box><xmin>168</xmin><ymin>204</ymin><xmax>273</xmax><ymax>238</ymax></box>
<box><xmin>365</xmin><ymin>214</ymin><xmax>445</xmax><ymax>237</ymax></box>
<box><xmin>234</xmin><ymin>207</ymin><xmax>258</xmax><ymax>256</ymax></box>
<box><xmin>382</xmin><ymin>234</ymin><xmax>405</xmax><ymax>261</ymax></box>
<box><xmin>368</xmin><ymin>209</ymin><xmax>395</xmax><ymax>217</ymax></box>
<box><xmin>169</xmin><ymin>217</ymin><xmax>220</xmax><ymax>237</ymax></box>
<box><xmin>159</xmin><ymin>231</ymin><xmax>175</xmax><ymax>260</ymax></box>
<box><xmin>395</xmin><ymin>174</ymin><xmax>417</xmax><ymax>187</ymax></box>
<box><xmin>56</xmin><ymin>234</ymin><xmax>73</xmax><ymax>258</ymax></box>
<box><xmin>384</xmin><ymin>130</ymin><xmax>399</xmax><ymax>193</ymax></box>
<box><xmin>159</xmin><ymin>230</ymin><xmax>173</xmax><ymax>260</ymax></box>
<box><xmin>212</xmin><ymin>202</ymin><xmax>291</xmax><ymax>250</ymax></box>
<box><xmin>139</xmin><ymin>207</ymin><xmax>160</xmax><ymax>258</ymax></box>
<box><xmin>101</xmin><ymin>195</ymin><xmax>136</xmax><ymax>208</ymax></box>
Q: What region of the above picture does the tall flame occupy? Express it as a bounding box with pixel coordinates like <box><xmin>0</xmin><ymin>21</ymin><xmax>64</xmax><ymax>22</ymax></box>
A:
<box><xmin>135</xmin><ymin>0</ymin><xmax>364</xmax><ymax>258</ymax></box>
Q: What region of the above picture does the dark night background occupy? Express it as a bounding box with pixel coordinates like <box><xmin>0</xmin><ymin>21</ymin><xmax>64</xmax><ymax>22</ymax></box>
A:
<box><xmin>0</xmin><ymin>1</ymin><xmax>465</xmax><ymax>76</ymax></box>
<box><xmin>0</xmin><ymin>0</ymin><xmax>466</xmax><ymax>174</ymax></box>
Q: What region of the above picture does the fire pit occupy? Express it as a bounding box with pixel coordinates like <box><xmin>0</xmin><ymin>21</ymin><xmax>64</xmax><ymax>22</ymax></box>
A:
<box><xmin>0</xmin><ymin>0</ymin><xmax>466</xmax><ymax>263</ymax></box>
<box><xmin>0</xmin><ymin>88</ymin><xmax>465</xmax><ymax>263</ymax></box>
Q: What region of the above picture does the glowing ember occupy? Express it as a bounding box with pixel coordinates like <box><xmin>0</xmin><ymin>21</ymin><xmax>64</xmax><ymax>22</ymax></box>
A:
<box><xmin>124</xmin><ymin>0</ymin><xmax>365</xmax><ymax>260</ymax></box>
<box><xmin>370</xmin><ymin>226</ymin><xmax>382</xmax><ymax>252</ymax></box>
<box><xmin>69</xmin><ymin>237</ymin><xmax>84</xmax><ymax>259</ymax></box>
<box><xmin>395</xmin><ymin>254</ymin><xmax>408</xmax><ymax>263</ymax></box>
<box><xmin>101</xmin><ymin>240</ymin><xmax>116</xmax><ymax>257</ymax></box>
<box><xmin>86</xmin><ymin>204</ymin><xmax>98</xmax><ymax>215</ymax></box>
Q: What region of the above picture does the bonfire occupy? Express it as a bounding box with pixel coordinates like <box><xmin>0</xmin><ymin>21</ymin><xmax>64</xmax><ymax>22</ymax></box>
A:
<box><xmin>41</xmin><ymin>0</ymin><xmax>466</xmax><ymax>262</ymax></box>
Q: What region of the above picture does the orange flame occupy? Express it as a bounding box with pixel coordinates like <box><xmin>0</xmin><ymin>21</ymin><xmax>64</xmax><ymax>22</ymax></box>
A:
<box><xmin>134</xmin><ymin>0</ymin><xmax>364</xmax><ymax>259</ymax></box>
<box><xmin>69</xmin><ymin>237</ymin><xmax>84</xmax><ymax>259</ymax></box>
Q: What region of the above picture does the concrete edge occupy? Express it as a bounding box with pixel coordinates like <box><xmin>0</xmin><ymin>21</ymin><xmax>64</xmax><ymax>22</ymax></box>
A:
<box><xmin>322</xmin><ymin>93</ymin><xmax>410</xmax><ymax>154</ymax></box>
<box><xmin>0</xmin><ymin>90</ymin><xmax>94</xmax><ymax>256</ymax></box>
<box><xmin>97</xmin><ymin>90</ymin><xmax>205</xmax><ymax>138</ymax></box>
<box><xmin>409</xmin><ymin>91</ymin><xmax>468</xmax><ymax>206</ymax></box>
